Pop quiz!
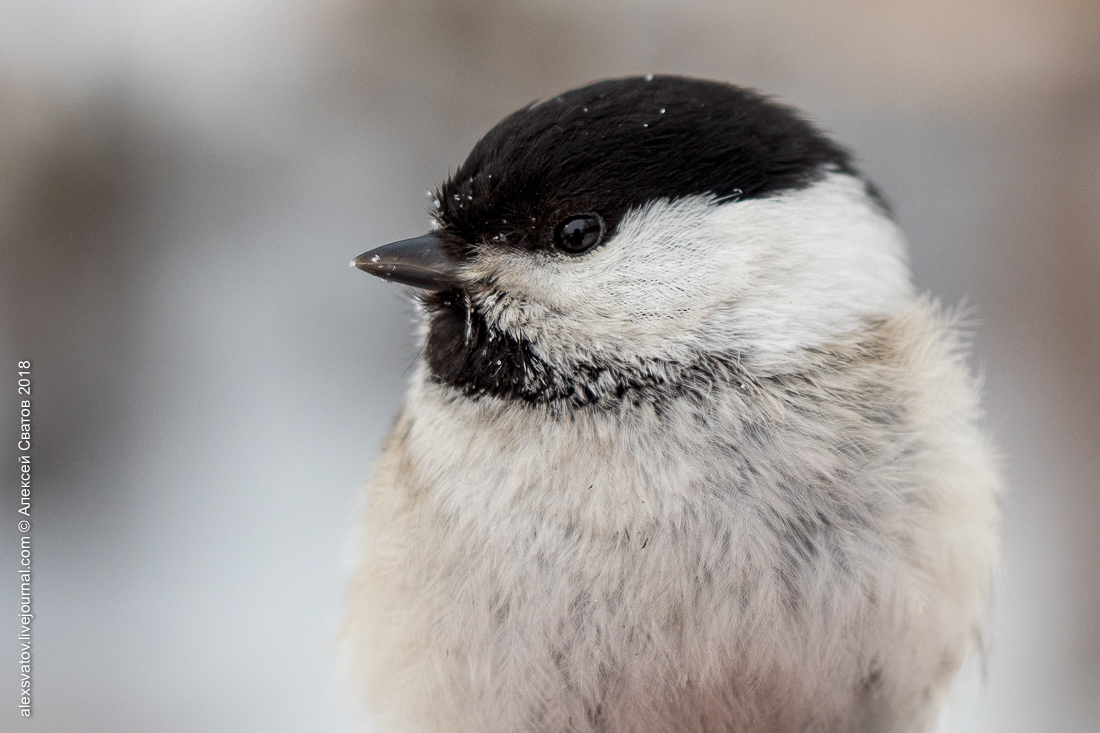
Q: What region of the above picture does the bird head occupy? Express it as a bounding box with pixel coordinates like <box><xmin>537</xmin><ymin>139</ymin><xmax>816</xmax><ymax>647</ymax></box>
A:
<box><xmin>354</xmin><ymin>76</ymin><xmax>913</xmax><ymax>408</ymax></box>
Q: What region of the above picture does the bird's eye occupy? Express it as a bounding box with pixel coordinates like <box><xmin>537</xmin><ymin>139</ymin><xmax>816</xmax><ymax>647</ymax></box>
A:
<box><xmin>555</xmin><ymin>214</ymin><xmax>605</xmax><ymax>254</ymax></box>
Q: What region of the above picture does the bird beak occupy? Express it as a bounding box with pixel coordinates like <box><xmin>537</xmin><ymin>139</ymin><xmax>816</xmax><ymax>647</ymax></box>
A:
<box><xmin>351</xmin><ymin>234</ymin><xmax>463</xmax><ymax>290</ymax></box>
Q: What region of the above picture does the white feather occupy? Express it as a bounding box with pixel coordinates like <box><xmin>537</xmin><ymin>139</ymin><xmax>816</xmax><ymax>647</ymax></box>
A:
<box><xmin>342</xmin><ymin>173</ymin><xmax>1000</xmax><ymax>733</ymax></box>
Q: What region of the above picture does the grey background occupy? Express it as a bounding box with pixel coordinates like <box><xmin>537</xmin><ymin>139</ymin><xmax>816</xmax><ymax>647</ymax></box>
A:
<box><xmin>1</xmin><ymin>0</ymin><xmax>1098</xmax><ymax>730</ymax></box>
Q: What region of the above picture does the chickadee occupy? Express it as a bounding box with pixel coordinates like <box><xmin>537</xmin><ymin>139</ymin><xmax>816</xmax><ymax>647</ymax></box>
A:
<box><xmin>344</xmin><ymin>76</ymin><xmax>1000</xmax><ymax>733</ymax></box>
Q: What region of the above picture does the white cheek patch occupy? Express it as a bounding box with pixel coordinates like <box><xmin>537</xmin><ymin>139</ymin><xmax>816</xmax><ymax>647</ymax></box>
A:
<box><xmin>711</xmin><ymin>173</ymin><xmax>914</xmax><ymax>367</ymax></box>
<box><xmin>472</xmin><ymin>173</ymin><xmax>914</xmax><ymax>369</ymax></box>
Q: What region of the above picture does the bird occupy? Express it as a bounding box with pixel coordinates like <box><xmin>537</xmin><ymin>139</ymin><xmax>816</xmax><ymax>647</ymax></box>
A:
<box><xmin>342</xmin><ymin>75</ymin><xmax>1001</xmax><ymax>733</ymax></box>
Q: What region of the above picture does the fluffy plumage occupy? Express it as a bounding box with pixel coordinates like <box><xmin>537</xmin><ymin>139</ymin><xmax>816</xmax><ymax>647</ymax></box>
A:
<box><xmin>343</xmin><ymin>76</ymin><xmax>1000</xmax><ymax>733</ymax></box>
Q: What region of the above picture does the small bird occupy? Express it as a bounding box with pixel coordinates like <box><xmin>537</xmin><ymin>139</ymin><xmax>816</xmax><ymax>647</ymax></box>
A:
<box><xmin>343</xmin><ymin>76</ymin><xmax>1000</xmax><ymax>733</ymax></box>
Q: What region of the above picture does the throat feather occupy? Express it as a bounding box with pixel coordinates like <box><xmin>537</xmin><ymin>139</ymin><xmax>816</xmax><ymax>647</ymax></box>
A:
<box><xmin>422</xmin><ymin>291</ymin><xmax>748</xmax><ymax>408</ymax></box>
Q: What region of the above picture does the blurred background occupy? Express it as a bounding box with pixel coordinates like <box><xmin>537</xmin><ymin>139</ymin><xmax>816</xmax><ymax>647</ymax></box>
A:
<box><xmin>1</xmin><ymin>0</ymin><xmax>1098</xmax><ymax>730</ymax></box>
